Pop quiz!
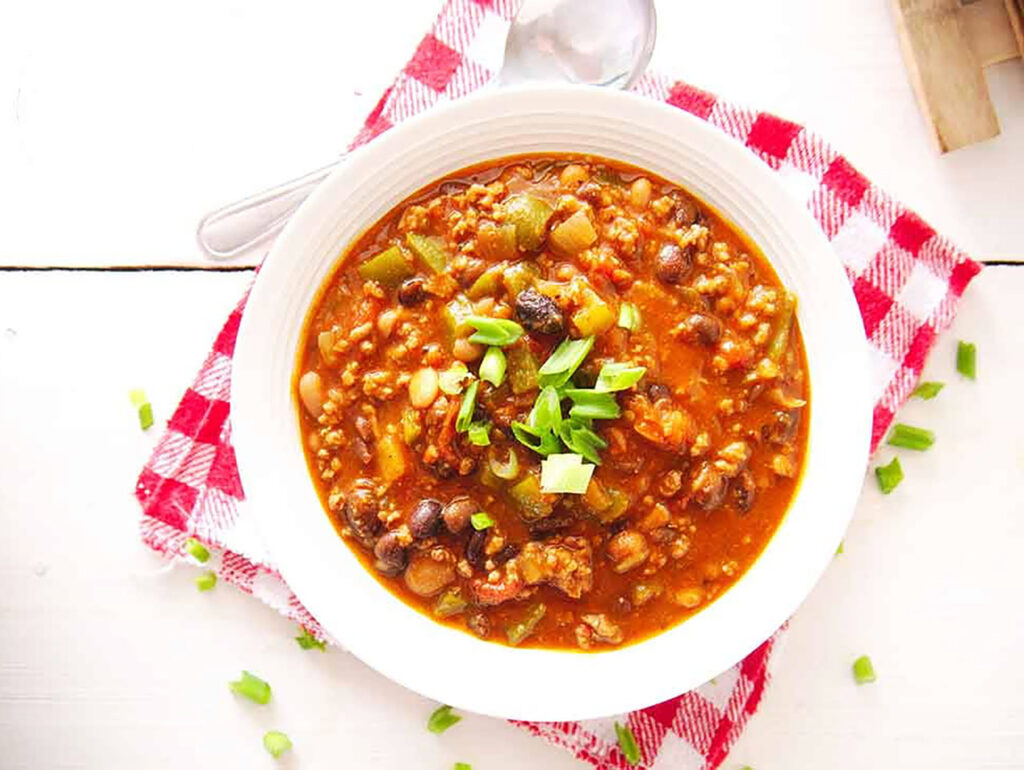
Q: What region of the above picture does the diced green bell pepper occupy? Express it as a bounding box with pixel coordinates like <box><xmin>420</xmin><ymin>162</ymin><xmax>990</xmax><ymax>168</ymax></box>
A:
<box><xmin>357</xmin><ymin>245</ymin><xmax>414</xmax><ymax>287</ymax></box>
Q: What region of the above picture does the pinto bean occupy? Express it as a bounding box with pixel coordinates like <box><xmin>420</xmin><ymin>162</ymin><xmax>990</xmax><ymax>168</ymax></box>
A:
<box><xmin>397</xmin><ymin>277</ymin><xmax>426</xmax><ymax>306</ymax></box>
<box><xmin>403</xmin><ymin>548</ymin><xmax>456</xmax><ymax>597</ymax></box>
<box><xmin>442</xmin><ymin>495</ymin><xmax>476</xmax><ymax>534</ymax></box>
<box><xmin>681</xmin><ymin>313</ymin><xmax>722</xmax><ymax>345</ymax></box>
<box><xmin>672</xmin><ymin>196</ymin><xmax>702</xmax><ymax>227</ymax></box>
<box><xmin>409</xmin><ymin>498</ymin><xmax>443</xmax><ymax>539</ymax></box>
<box><xmin>343</xmin><ymin>482</ymin><xmax>381</xmax><ymax>547</ymax></box>
<box><xmin>515</xmin><ymin>288</ymin><xmax>565</xmax><ymax>335</ymax></box>
<box><xmin>691</xmin><ymin>462</ymin><xmax>727</xmax><ymax>511</ymax></box>
<box><xmin>298</xmin><ymin>371</ymin><xmax>326</xmax><ymax>418</ymax></box>
<box><xmin>607</xmin><ymin>530</ymin><xmax>650</xmax><ymax>573</ymax></box>
<box><xmin>655</xmin><ymin>243</ymin><xmax>693</xmax><ymax>285</ymax></box>
<box><xmin>733</xmin><ymin>470</ymin><xmax>757</xmax><ymax>513</ymax></box>
<box><xmin>373</xmin><ymin>531</ymin><xmax>407</xmax><ymax>576</ymax></box>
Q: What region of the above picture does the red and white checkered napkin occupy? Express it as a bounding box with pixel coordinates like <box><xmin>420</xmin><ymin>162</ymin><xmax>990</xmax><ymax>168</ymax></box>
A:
<box><xmin>136</xmin><ymin>1</ymin><xmax>981</xmax><ymax>767</ymax></box>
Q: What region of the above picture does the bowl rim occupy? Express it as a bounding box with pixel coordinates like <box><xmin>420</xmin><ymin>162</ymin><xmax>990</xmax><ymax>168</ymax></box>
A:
<box><xmin>231</xmin><ymin>83</ymin><xmax>872</xmax><ymax>721</ymax></box>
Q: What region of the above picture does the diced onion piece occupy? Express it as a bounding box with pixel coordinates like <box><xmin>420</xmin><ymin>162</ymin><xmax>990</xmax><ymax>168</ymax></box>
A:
<box><xmin>549</xmin><ymin>210</ymin><xmax>597</xmax><ymax>254</ymax></box>
<box><xmin>540</xmin><ymin>453</ymin><xmax>595</xmax><ymax>494</ymax></box>
<box><xmin>488</xmin><ymin>447</ymin><xmax>520</xmax><ymax>480</ymax></box>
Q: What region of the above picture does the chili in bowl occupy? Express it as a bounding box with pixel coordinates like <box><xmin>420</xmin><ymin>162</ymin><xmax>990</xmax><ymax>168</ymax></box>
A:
<box><xmin>232</xmin><ymin>85</ymin><xmax>870</xmax><ymax>720</ymax></box>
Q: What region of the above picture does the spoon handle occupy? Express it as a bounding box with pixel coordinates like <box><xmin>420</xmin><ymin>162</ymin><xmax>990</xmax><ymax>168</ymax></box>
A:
<box><xmin>196</xmin><ymin>161</ymin><xmax>339</xmax><ymax>260</ymax></box>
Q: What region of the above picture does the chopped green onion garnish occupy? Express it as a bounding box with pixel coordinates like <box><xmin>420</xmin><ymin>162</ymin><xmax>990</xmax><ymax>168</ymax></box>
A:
<box><xmin>956</xmin><ymin>340</ymin><xmax>976</xmax><ymax>380</ymax></box>
<box><xmin>557</xmin><ymin>419</ymin><xmax>606</xmax><ymax>465</ymax></box>
<box><xmin>263</xmin><ymin>730</ymin><xmax>292</xmax><ymax>759</ymax></box>
<box><xmin>479</xmin><ymin>346</ymin><xmax>507</xmax><ymax>387</ymax></box>
<box><xmin>229</xmin><ymin>670</ymin><xmax>271</xmax><ymax>704</ymax></box>
<box><xmin>467</xmin><ymin>422</ymin><xmax>491</xmax><ymax>446</ymax></box>
<box><xmin>295</xmin><ymin>627</ymin><xmax>326</xmax><ymax>651</ymax></box>
<box><xmin>617</xmin><ymin>302</ymin><xmax>641</xmax><ymax>331</ymax></box>
<box><xmin>528</xmin><ymin>385</ymin><xmax>562</xmax><ymax>431</ymax></box>
<box><xmin>911</xmin><ymin>381</ymin><xmax>944</xmax><ymax>400</ymax></box>
<box><xmin>538</xmin><ymin>336</ymin><xmax>595</xmax><ymax>388</ymax></box>
<box><xmin>540</xmin><ymin>453</ymin><xmax>595</xmax><ymax>494</ymax></box>
<box><xmin>465</xmin><ymin>316</ymin><xmax>524</xmax><ymax>347</ymax></box>
<box><xmin>454</xmin><ymin>764</ymin><xmax>472</xmax><ymax>770</ymax></box>
<box><xmin>887</xmin><ymin>423</ymin><xmax>934</xmax><ymax>451</ymax></box>
<box><xmin>595</xmin><ymin>362</ymin><xmax>647</xmax><ymax>392</ymax></box>
<box><xmin>470</xmin><ymin>512</ymin><xmax>495</xmax><ymax>530</ymax></box>
<box><xmin>836</xmin><ymin>541</ymin><xmax>844</xmax><ymax>555</ymax></box>
<box><xmin>184</xmin><ymin>537</ymin><xmax>210</xmax><ymax>563</ymax></box>
<box><xmin>511</xmin><ymin>421</ymin><xmax>563</xmax><ymax>456</ymax></box>
<box><xmin>427</xmin><ymin>704</ymin><xmax>462</xmax><ymax>734</ymax></box>
<box><xmin>875</xmin><ymin>457</ymin><xmax>903</xmax><ymax>494</ymax></box>
<box><xmin>455</xmin><ymin>381</ymin><xmax>479</xmax><ymax>433</ymax></box>
<box><xmin>130</xmin><ymin>388</ymin><xmax>154</xmax><ymax>430</ymax></box>
<box><xmin>614</xmin><ymin>721</ymin><xmax>641</xmax><ymax>766</ymax></box>
<box><xmin>852</xmin><ymin>654</ymin><xmax>876</xmax><ymax>685</ymax></box>
<box><xmin>439</xmin><ymin>362</ymin><xmax>472</xmax><ymax>395</ymax></box>
<box><xmin>488</xmin><ymin>447</ymin><xmax>520</xmax><ymax>480</ymax></box>
<box><xmin>564</xmin><ymin>388</ymin><xmax>621</xmax><ymax>420</ymax></box>
<box><xmin>195</xmin><ymin>571</ymin><xmax>217</xmax><ymax>591</ymax></box>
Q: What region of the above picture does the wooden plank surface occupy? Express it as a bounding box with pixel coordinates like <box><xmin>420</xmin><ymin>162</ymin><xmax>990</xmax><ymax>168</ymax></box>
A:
<box><xmin>891</xmin><ymin>0</ymin><xmax>1001</xmax><ymax>152</ymax></box>
<box><xmin>0</xmin><ymin>267</ymin><xmax>1021</xmax><ymax>768</ymax></box>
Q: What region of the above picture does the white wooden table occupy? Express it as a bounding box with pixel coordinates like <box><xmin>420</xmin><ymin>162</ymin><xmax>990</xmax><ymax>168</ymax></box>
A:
<box><xmin>0</xmin><ymin>2</ymin><xmax>1020</xmax><ymax>768</ymax></box>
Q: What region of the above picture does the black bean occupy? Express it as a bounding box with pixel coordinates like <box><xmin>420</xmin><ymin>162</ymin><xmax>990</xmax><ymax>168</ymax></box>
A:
<box><xmin>514</xmin><ymin>288</ymin><xmax>565</xmax><ymax>335</ymax></box>
<box><xmin>493</xmin><ymin>543</ymin><xmax>520</xmax><ymax>566</ymax></box>
<box><xmin>343</xmin><ymin>482</ymin><xmax>381</xmax><ymax>547</ymax></box>
<box><xmin>466</xmin><ymin>529</ymin><xmax>488</xmax><ymax>569</ymax></box>
<box><xmin>409</xmin><ymin>498</ymin><xmax>443</xmax><ymax>539</ymax></box>
<box><xmin>442</xmin><ymin>496</ymin><xmax>476</xmax><ymax>534</ymax></box>
<box><xmin>529</xmin><ymin>513</ymin><xmax>575</xmax><ymax>537</ymax></box>
<box><xmin>733</xmin><ymin>470</ymin><xmax>757</xmax><ymax>513</ymax></box>
<box><xmin>763</xmin><ymin>409</ymin><xmax>800</xmax><ymax>445</ymax></box>
<box><xmin>373</xmin><ymin>531</ymin><xmax>407</xmax><ymax>576</ymax></box>
<box><xmin>397</xmin><ymin>276</ymin><xmax>426</xmax><ymax>306</ymax></box>
<box><xmin>655</xmin><ymin>243</ymin><xmax>693</xmax><ymax>285</ymax></box>
<box><xmin>682</xmin><ymin>313</ymin><xmax>722</xmax><ymax>345</ymax></box>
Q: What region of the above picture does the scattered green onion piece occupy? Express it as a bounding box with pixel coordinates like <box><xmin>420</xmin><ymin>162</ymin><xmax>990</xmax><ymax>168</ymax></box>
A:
<box><xmin>427</xmin><ymin>704</ymin><xmax>462</xmax><ymax>734</ymax></box>
<box><xmin>470</xmin><ymin>512</ymin><xmax>495</xmax><ymax>531</ymax></box>
<box><xmin>540</xmin><ymin>453</ymin><xmax>595</xmax><ymax>494</ymax></box>
<box><xmin>263</xmin><ymin>730</ymin><xmax>292</xmax><ymax>759</ymax></box>
<box><xmin>130</xmin><ymin>388</ymin><xmax>154</xmax><ymax>430</ymax></box>
<box><xmin>595</xmin><ymin>362</ymin><xmax>647</xmax><ymax>392</ymax></box>
<box><xmin>229</xmin><ymin>671</ymin><xmax>271</xmax><ymax>705</ymax></box>
<box><xmin>614</xmin><ymin>721</ymin><xmax>641</xmax><ymax>766</ymax></box>
<box><xmin>538</xmin><ymin>336</ymin><xmax>595</xmax><ymax>388</ymax></box>
<box><xmin>564</xmin><ymin>389</ymin><xmax>621</xmax><ymax>420</ymax></box>
<box><xmin>479</xmin><ymin>346</ymin><xmax>507</xmax><ymax>387</ymax></box>
<box><xmin>488</xmin><ymin>447</ymin><xmax>520</xmax><ymax>480</ymax></box>
<box><xmin>529</xmin><ymin>385</ymin><xmax>563</xmax><ymax>431</ymax></box>
<box><xmin>875</xmin><ymin>457</ymin><xmax>903</xmax><ymax>494</ymax></box>
<box><xmin>887</xmin><ymin>423</ymin><xmax>935</xmax><ymax>451</ymax></box>
<box><xmin>465</xmin><ymin>316</ymin><xmax>524</xmax><ymax>347</ymax></box>
<box><xmin>454</xmin><ymin>764</ymin><xmax>472</xmax><ymax>770</ymax></box>
<box><xmin>557</xmin><ymin>420</ymin><xmax>605</xmax><ymax>465</ymax></box>
<box><xmin>617</xmin><ymin>302</ymin><xmax>641</xmax><ymax>331</ymax></box>
<box><xmin>195</xmin><ymin>571</ymin><xmax>217</xmax><ymax>592</ymax></box>
<box><xmin>852</xmin><ymin>655</ymin><xmax>876</xmax><ymax>685</ymax></box>
<box><xmin>506</xmin><ymin>603</ymin><xmax>546</xmax><ymax>646</ymax></box>
<box><xmin>956</xmin><ymin>340</ymin><xmax>976</xmax><ymax>380</ymax></box>
<box><xmin>511</xmin><ymin>421</ymin><xmax>563</xmax><ymax>456</ymax></box>
<box><xmin>836</xmin><ymin>541</ymin><xmax>844</xmax><ymax>555</ymax></box>
<box><xmin>911</xmin><ymin>381</ymin><xmax>944</xmax><ymax>400</ymax></box>
<box><xmin>184</xmin><ymin>537</ymin><xmax>210</xmax><ymax>563</ymax></box>
<box><xmin>467</xmin><ymin>422</ymin><xmax>491</xmax><ymax>446</ymax></box>
<box><xmin>295</xmin><ymin>627</ymin><xmax>326</xmax><ymax>651</ymax></box>
<box><xmin>455</xmin><ymin>381</ymin><xmax>479</xmax><ymax>433</ymax></box>
<box><xmin>438</xmin><ymin>362</ymin><xmax>472</xmax><ymax>395</ymax></box>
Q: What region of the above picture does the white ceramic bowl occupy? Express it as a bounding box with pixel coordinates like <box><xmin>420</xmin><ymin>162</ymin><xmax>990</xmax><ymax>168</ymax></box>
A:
<box><xmin>232</xmin><ymin>85</ymin><xmax>872</xmax><ymax>721</ymax></box>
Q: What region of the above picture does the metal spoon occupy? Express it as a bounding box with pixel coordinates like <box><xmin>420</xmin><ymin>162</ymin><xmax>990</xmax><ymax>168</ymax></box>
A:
<box><xmin>196</xmin><ymin>0</ymin><xmax>657</xmax><ymax>260</ymax></box>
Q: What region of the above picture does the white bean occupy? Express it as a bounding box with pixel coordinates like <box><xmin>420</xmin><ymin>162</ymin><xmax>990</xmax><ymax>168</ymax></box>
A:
<box><xmin>298</xmin><ymin>371</ymin><xmax>326</xmax><ymax>418</ymax></box>
<box><xmin>408</xmin><ymin>368</ymin><xmax>439</xmax><ymax>409</ymax></box>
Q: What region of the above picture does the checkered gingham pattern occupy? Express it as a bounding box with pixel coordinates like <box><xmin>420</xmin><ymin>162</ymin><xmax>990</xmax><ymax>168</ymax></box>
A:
<box><xmin>136</xmin><ymin>1</ymin><xmax>981</xmax><ymax>767</ymax></box>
